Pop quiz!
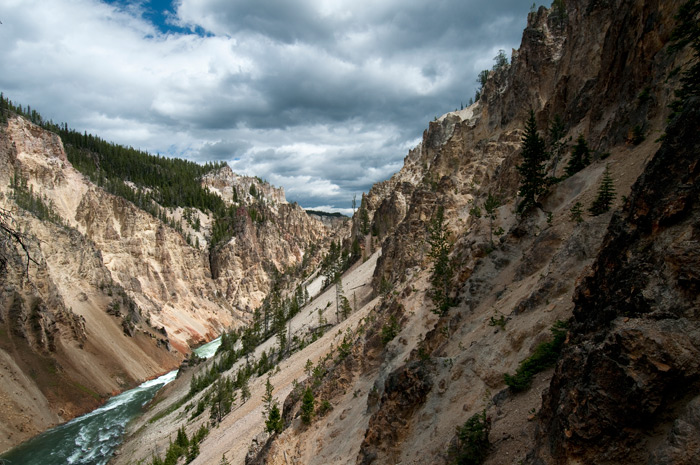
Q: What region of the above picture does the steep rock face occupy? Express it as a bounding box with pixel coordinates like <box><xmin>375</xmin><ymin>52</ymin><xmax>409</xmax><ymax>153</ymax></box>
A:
<box><xmin>534</xmin><ymin>101</ymin><xmax>700</xmax><ymax>465</ymax></box>
<box><xmin>307</xmin><ymin>211</ymin><xmax>349</xmax><ymax>230</ymax></box>
<box><xmin>204</xmin><ymin>166</ymin><xmax>332</xmax><ymax>313</ymax></box>
<box><xmin>73</xmin><ymin>186</ymin><xmax>236</xmax><ymax>351</ymax></box>
<box><xmin>203</xmin><ymin>166</ymin><xmax>286</xmax><ymax>206</ymax></box>
<box><xmin>89</xmin><ymin>1</ymin><xmax>693</xmax><ymax>463</ymax></box>
<box><xmin>255</xmin><ymin>1</ymin><xmax>688</xmax><ymax>464</ymax></box>
<box><xmin>0</xmin><ymin>116</ymin><xmax>330</xmax><ymax>452</ymax></box>
<box><xmin>0</xmin><ymin>209</ymin><xmax>182</xmax><ymax>452</ymax></box>
<box><xmin>4</xmin><ymin>116</ymin><xmax>237</xmax><ymax>352</ymax></box>
<box><xmin>358</xmin><ymin>360</ymin><xmax>434</xmax><ymax>464</ymax></box>
<box><xmin>0</xmin><ymin>119</ymin><xmax>194</xmax><ymax>451</ymax></box>
<box><xmin>366</xmin><ymin>0</ymin><xmax>684</xmax><ymax>293</ymax></box>
<box><xmin>488</xmin><ymin>0</ymin><xmax>679</xmax><ymax>143</ymax></box>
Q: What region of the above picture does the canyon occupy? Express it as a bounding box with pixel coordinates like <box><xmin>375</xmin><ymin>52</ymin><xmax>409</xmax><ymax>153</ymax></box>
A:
<box><xmin>1</xmin><ymin>0</ymin><xmax>698</xmax><ymax>463</ymax></box>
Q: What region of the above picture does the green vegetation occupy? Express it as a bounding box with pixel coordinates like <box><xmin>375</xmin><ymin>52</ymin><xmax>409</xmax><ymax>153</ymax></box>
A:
<box><xmin>517</xmin><ymin>110</ymin><xmax>548</xmax><ymax>214</ymax></box>
<box><xmin>637</xmin><ymin>86</ymin><xmax>651</xmax><ymax>104</ymax></box>
<box><xmin>550</xmin><ymin>0</ymin><xmax>568</xmax><ymax>29</ymax></box>
<box><xmin>483</xmin><ymin>194</ymin><xmax>501</xmax><ymax>247</ymax></box>
<box><xmin>305</xmin><ymin>209</ymin><xmax>347</xmax><ymax>218</ymax></box>
<box><xmin>492</xmin><ymin>49</ymin><xmax>509</xmax><ymax>71</ymax></box>
<box><xmin>488</xmin><ymin>314</ymin><xmax>506</xmax><ymax>330</ymax></box>
<box><xmin>187</xmin><ymin>276</ymin><xmax>311</xmax><ymax>408</ymax></box>
<box><xmin>427</xmin><ymin>206</ymin><xmax>453</xmax><ymax>315</ymax></box>
<box><xmin>149</xmin><ymin>424</ymin><xmax>208</xmax><ymax>465</ymax></box>
<box><xmin>185</xmin><ymin>336</ymin><xmax>280</xmax><ymax>423</ymax></box>
<box><xmin>504</xmin><ymin>320</ymin><xmax>568</xmax><ymax>392</ymax></box>
<box><xmin>451</xmin><ymin>410</ymin><xmax>491</xmax><ymax>465</ymax></box>
<box><xmin>321</xmin><ymin>239</ymin><xmax>356</xmax><ymax>289</ymax></box>
<box><xmin>359</xmin><ymin>204</ymin><xmax>371</xmax><ymax>235</ymax></box>
<box><xmin>336</xmin><ymin>332</ymin><xmax>353</xmax><ymax>361</ymax></box>
<box><xmin>262</xmin><ymin>376</ymin><xmax>283</xmax><ymax>433</ymax></box>
<box><xmin>209</xmin><ymin>377</ymin><xmax>236</xmax><ymax>424</ymax></box>
<box><xmin>475</xmin><ymin>70</ymin><xmax>489</xmax><ymax>102</ymax></box>
<box><xmin>381</xmin><ymin>315</ymin><xmax>400</xmax><ymax>345</ymax></box>
<box><xmin>301</xmin><ymin>387</ymin><xmax>315</xmax><ymax>425</ymax></box>
<box><xmin>588</xmin><ymin>165</ymin><xmax>616</xmax><ymax>216</ymax></box>
<box><xmin>148</xmin><ymin>397</ymin><xmax>188</xmax><ymax>424</ymax></box>
<box><xmin>669</xmin><ymin>0</ymin><xmax>700</xmax><ymax>114</ymax></box>
<box><xmin>630</xmin><ymin>125</ymin><xmax>645</xmax><ymax>145</ymax></box>
<box><xmin>9</xmin><ymin>170</ymin><xmax>65</xmax><ymax>226</ymax></box>
<box><xmin>547</xmin><ymin>114</ymin><xmax>568</xmax><ymax>177</ymax></box>
<box><xmin>565</xmin><ymin>134</ymin><xmax>591</xmax><ymax>177</ymax></box>
<box><xmin>0</xmin><ymin>94</ymin><xmax>282</xmax><ymax>249</ymax></box>
<box><xmin>473</xmin><ymin>50</ymin><xmax>510</xmax><ymax>102</ymax></box>
<box><xmin>569</xmin><ymin>202</ymin><xmax>584</xmax><ymax>223</ymax></box>
<box><xmin>266</xmin><ymin>404</ymin><xmax>283</xmax><ymax>433</ymax></box>
<box><xmin>318</xmin><ymin>399</ymin><xmax>333</xmax><ymax>416</ymax></box>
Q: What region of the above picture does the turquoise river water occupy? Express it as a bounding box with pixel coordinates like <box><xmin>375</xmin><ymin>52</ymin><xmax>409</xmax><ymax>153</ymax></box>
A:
<box><xmin>1</xmin><ymin>337</ymin><xmax>221</xmax><ymax>465</ymax></box>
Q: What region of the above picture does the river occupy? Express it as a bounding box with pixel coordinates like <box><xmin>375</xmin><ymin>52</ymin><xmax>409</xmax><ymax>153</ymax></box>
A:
<box><xmin>1</xmin><ymin>337</ymin><xmax>221</xmax><ymax>465</ymax></box>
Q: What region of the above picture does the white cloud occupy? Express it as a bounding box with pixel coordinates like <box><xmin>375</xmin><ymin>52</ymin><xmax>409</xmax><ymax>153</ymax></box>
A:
<box><xmin>0</xmin><ymin>0</ymin><xmax>531</xmax><ymax>210</ymax></box>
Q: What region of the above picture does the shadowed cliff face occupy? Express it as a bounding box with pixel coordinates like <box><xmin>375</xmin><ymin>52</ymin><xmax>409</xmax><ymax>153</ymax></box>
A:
<box><xmin>536</xmin><ymin>99</ymin><xmax>700</xmax><ymax>464</ymax></box>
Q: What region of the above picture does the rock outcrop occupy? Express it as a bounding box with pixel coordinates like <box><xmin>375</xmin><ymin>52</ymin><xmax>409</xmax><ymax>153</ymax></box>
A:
<box><xmin>534</xmin><ymin>99</ymin><xmax>700</xmax><ymax>465</ymax></box>
<box><xmin>203</xmin><ymin>165</ymin><xmax>333</xmax><ymax>312</ymax></box>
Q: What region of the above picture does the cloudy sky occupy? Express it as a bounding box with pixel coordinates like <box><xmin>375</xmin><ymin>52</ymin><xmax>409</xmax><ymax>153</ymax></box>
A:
<box><xmin>0</xmin><ymin>0</ymin><xmax>531</xmax><ymax>214</ymax></box>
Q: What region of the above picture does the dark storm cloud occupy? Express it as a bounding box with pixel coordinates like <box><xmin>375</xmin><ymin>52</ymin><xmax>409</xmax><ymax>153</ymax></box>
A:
<box><xmin>1</xmin><ymin>0</ymin><xmax>532</xmax><ymax>212</ymax></box>
<box><xmin>199</xmin><ymin>139</ymin><xmax>253</xmax><ymax>160</ymax></box>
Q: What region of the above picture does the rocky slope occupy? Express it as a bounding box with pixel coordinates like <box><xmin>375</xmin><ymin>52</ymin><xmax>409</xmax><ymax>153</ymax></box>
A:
<box><xmin>533</xmin><ymin>99</ymin><xmax>700</xmax><ymax>465</ymax></box>
<box><xmin>239</xmin><ymin>0</ymin><xmax>694</xmax><ymax>464</ymax></box>
<box><xmin>3</xmin><ymin>0</ymin><xmax>691</xmax><ymax>461</ymax></box>
<box><xmin>0</xmin><ymin>116</ymin><xmax>332</xmax><ymax>452</ymax></box>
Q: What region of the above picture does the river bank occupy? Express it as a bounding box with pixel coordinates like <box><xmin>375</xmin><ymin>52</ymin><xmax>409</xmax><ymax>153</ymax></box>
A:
<box><xmin>0</xmin><ymin>337</ymin><xmax>221</xmax><ymax>465</ymax></box>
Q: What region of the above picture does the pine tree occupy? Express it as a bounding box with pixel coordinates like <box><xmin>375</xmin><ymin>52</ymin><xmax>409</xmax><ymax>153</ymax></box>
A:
<box><xmin>359</xmin><ymin>206</ymin><xmax>370</xmax><ymax>235</ymax></box>
<box><xmin>548</xmin><ymin>115</ymin><xmax>567</xmax><ymax>177</ymax></box>
<box><xmin>301</xmin><ymin>387</ymin><xmax>315</xmax><ymax>425</ymax></box>
<box><xmin>550</xmin><ymin>0</ymin><xmax>568</xmax><ymax>29</ymax></box>
<box><xmin>569</xmin><ymin>202</ymin><xmax>584</xmax><ymax>223</ymax></box>
<box><xmin>565</xmin><ymin>134</ymin><xmax>591</xmax><ymax>177</ymax></box>
<box><xmin>262</xmin><ymin>376</ymin><xmax>274</xmax><ymax>417</ymax></box>
<box><xmin>335</xmin><ymin>276</ymin><xmax>347</xmax><ymax>323</ymax></box>
<box><xmin>517</xmin><ymin>110</ymin><xmax>548</xmax><ymax>213</ymax></box>
<box><xmin>589</xmin><ymin>165</ymin><xmax>616</xmax><ymax>216</ymax></box>
<box><xmin>266</xmin><ymin>404</ymin><xmax>283</xmax><ymax>433</ymax></box>
<box><xmin>210</xmin><ymin>377</ymin><xmax>235</xmax><ymax>423</ymax></box>
<box><xmin>175</xmin><ymin>426</ymin><xmax>189</xmax><ymax>449</ymax></box>
<box><xmin>241</xmin><ymin>376</ymin><xmax>251</xmax><ymax>403</ymax></box>
<box><xmin>427</xmin><ymin>206</ymin><xmax>453</xmax><ymax>315</ymax></box>
<box><xmin>669</xmin><ymin>0</ymin><xmax>700</xmax><ymax>113</ymax></box>
<box><xmin>186</xmin><ymin>440</ymin><xmax>199</xmax><ymax>463</ymax></box>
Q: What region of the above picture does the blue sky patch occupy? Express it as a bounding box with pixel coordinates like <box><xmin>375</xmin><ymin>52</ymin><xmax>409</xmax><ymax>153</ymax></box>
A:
<box><xmin>102</xmin><ymin>0</ymin><xmax>198</xmax><ymax>35</ymax></box>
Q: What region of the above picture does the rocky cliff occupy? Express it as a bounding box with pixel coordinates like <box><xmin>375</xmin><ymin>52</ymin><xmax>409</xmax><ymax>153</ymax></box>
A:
<box><xmin>2</xmin><ymin>0</ymin><xmax>693</xmax><ymax>461</ymax></box>
<box><xmin>202</xmin><ymin>166</ymin><xmax>333</xmax><ymax>312</ymax></box>
<box><xmin>241</xmin><ymin>0</ymin><xmax>694</xmax><ymax>464</ymax></box>
<box><xmin>0</xmin><ymin>116</ymin><xmax>332</xmax><ymax>452</ymax></box>
<box><xmin>533</xmin><ymin>99</ymin><xmax>700</xmax><ymax>465</ymax></box>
